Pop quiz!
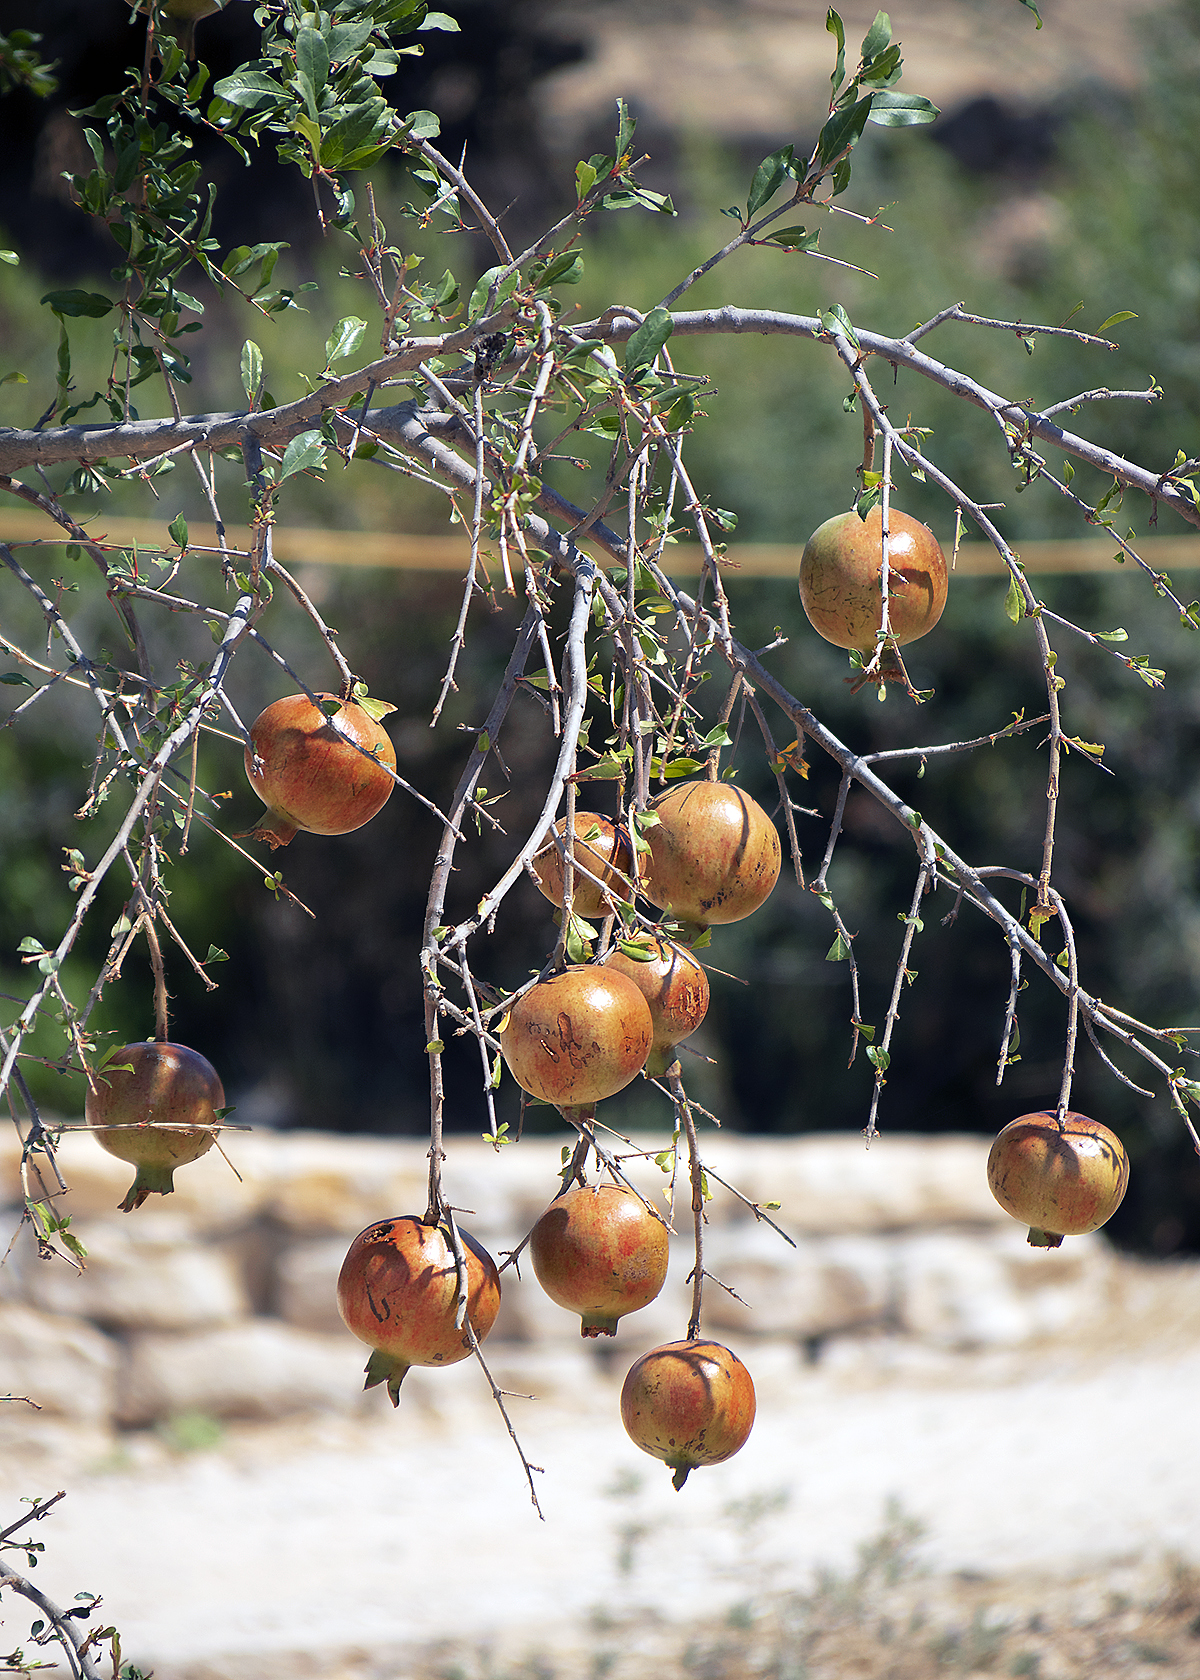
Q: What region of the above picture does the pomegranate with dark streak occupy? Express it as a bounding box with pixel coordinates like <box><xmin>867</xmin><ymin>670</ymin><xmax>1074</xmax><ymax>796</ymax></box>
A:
<box><xmin>640</xmin><ymin>781</ymin><xmax>781</xmax><ymax>931</ymax></box>
<box><xmin>604</xmin><ymin>936</ymin><xmax>709</xmax><ymax>1077</ymax></box>
<box><xmin>85</xmin><ymin>1041</ymin><xmax>224</xmax><ymax>1212</ymax></box>
<box><xmin>243</xmin><ymin>692</ymin><xmax>396</xmax><ymax>849</ymax></box>
<box><xmin>533</xmin><ymin>813</ymin><xmax>634</xmax><ymax>919</ymax></box>
<box><xmin>987</xmin><ymin>1111</ymin><xmax>1129</xmax><ymax>1247</ymax></box>
<box><xmin>336</xmin><ymin>1216</ymin><xmax>501</xmax><ymax>1405</ymax></box>
<box><xmin>621</xmin><ymin>1339</ymin><xmax>756</xmax><ymax>1489</ymax></box>
<box><xmin>799</xmin><ymin>505</ymin><xmax>948</xmax><ymax>657</ymax></box>
<box><xmin>499</xmin><ymin>966</ymin><xmax>652</xmax><ymax>1109</ymax></box>
<box><xmin>531</xmin><ymin>1183</ymin><xmax>669</xmax><ymax>1336</ymax></box>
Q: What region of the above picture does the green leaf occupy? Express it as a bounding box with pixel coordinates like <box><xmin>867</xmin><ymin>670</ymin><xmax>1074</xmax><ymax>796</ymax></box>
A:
<box><xmin>1</xmin><ymin>369</ymin><xmax>27</xmax><ymax>385</ymax></box>
<box><xmin>575</xmin><ymin>159</ymin><xmax>598</xmax><ymax>200</ymax></box>
<box><xmin>535</xmin><ymin>250</ymin><xmax>585</xmax><ymax>288</ymax></box>
<box><xmin>1004</xmin><ymin>572</ymin><xmax>1023</xmax><ymax>624</ymax></box>
<box><xmin>764</xmin><ymin>226</ymin><xmax>820</xmax><ymax>253</ymax></box>
<box><xmin>825</xmin><ymin>932</ymin><xmax>850</xmax><ymax>962</ymax></box>
<box><xmin>295</xmin><ymin>27</ymin><xmax>330</xmax><ymax>94</ymax></box>
<box><xmin>0</xmin><ymin>671</ymin><xmax>34</xmax><ymax>687</ymax></box>
<box><xmin>0</xmin><ymin>250</ymin><xmax>18</xmax><ymax>265</ymax></box>
<box><xmin>240</xmin><ymin>340</ymin><xmax>263</xmax><ymax>404</ymax></box>
<box><xmin>402</xmin><ymin>108</ymin><xmax>441</xmax><ymax>138</ymax></box>
<box><xmin>826</xmin><ymin>8</ymin><xmax>847</xmax><ymax>94</ymax></box>
<box><xmin>859</xmin><ymin>11</ymin><xmax>892</xmax><ymax>61</ymax></box>
<box><xmin>324</xmin><ymin>316</ymin><xmax>368</xmax><ymax>367</ymax></box>
<box><xmin>624</xmin><ymin>306</ymin><xmax>673</xmax><ymax>372</ymax></box>
<box><xmin>820</xmin><ymin>303</ymin><xmax>860</xmax><ymax>349</ymax></box>
<box><xmin>212</xmin><ymin>70</ymin><xmax>285</xmax><ymax>112</ymax></box>
<box><xmin>614</xmin><ymin>97</ymin><xmax>636</xmax><ymax>163</ymax></box>
<box><xmin>867</xmin><ymin>90</ymin><xmax>940</xmax><ymax>127</ymax></box>
<box><xmin>279</xmin><ymin>430</ymin><xmax>327</xmax><ymax>481</ymax></box>
<box><xmin>1016</xmin><ymin>0</ymin><xmax>1042</xmax><ymax>26</ymax></box>
<box><xmin>866</xmin><ymin>1045</ymin><xmax>890</xmax><ymax>1073</ymax></box>
<box><xmin>616</xmin><ymin>938</ymin><xmax>657</xmax><ymax>963</ymax></box>
<box><xmin>1096</xmin><ymin>627</ymin><xmax>1128</xmax><ymax>643</ymax></box>
<box><xmin>41</xmin><ymin>289</ymin><xmax>112</xmax><ymax>318</ymax></box>
<box><xmin>419</xmin><ymin>12</ymin><xmax>461</xmax><ymax>31</ymax></box>
<box><xmin>467</xmin><ymin>266</ymin><xmax>518</xmax><ymax>321</ymax></box>
<box><xmin>746</xmin><ymin>144</ymin><xmax>794</xmax><ymax>219</ymax></box>
<box><xmin>168</xmin><ymin>514</ymin><xmax>188</xmax><ymax>549</ymax></box>
<box><xmin>815</xmin><ymin>94</ymin><xmax>874</xmax><ymax>169</ymax></box>
<box><xmin>1097</xmin><ymin>311</ymin><xmax>1137</xmax><ymax>333</ymax></box>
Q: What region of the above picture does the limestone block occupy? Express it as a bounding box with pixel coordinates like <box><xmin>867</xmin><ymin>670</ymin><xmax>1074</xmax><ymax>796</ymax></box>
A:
<box><xmin>117</xmin><ymin>1320</ymin><xmax>367</xmax><ymax>1424</ymax></box>
<box><xmin>696</xmin><ymin>1134</ymin><xmax>1008</xmax><ymax>1233</ymax></box>
<box><xmin>0</xmin><ymin>1301</ymin><xmax>118</xmax><ymax>1422</ymax></box>
<box><xmin>262</xmin><ymin>1133</ymin><xmax>429</xmax><ymax>1234</ymax></box>
<box><xmin>273</xmin><ymin>1236</ymin><xmax>347</xmax><ymax>1333</ymax></box>
<box><xmin>14</xmin><ymin>1216</ymin><xmax>249</xmax><ymax>1330</ymax></box>
<box><xmin>895</xmin><ymin>1226</ymin><xmax>1111</xmax><ymax>1347</ymax></box>
<box><xmin>699</xmin><ymin>1226</ymin><xmax>894</xmax><ymax>1338</ymax></box>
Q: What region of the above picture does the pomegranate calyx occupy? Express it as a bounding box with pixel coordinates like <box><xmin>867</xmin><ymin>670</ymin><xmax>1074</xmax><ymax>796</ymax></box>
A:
<box><xmin>363</xmin><ymin>1347</ymin><xmax>411</xmax><ymax>1406</ymax></box>
<box><xmin>237</xmin><ymin>808</ymin><xmax>299</xmax><ymax>849</ymax></box>
<box><xmin>671</xmin><ymin>1465</ymin><xmax>692</xmax><ymax>1492</ymax></box>
<box><xmin>118</xmin><ymin>1163</ymin><xmax>179</xmax><ymax>1213</ymax></box>
<box><xmin>643</xmin><ymin>1046</ymin><xmax>681</xmax><ymax>1080</ymax></box>
<box><xmin>1027</xmin><ymin>1226</ymin><xmax>1065</xmax><ymax>1249</ymax></box>
<box><xmin>579</xmin><ymin>1312</ymin><xmax>621</xmax><ymax>1338</ymax></box>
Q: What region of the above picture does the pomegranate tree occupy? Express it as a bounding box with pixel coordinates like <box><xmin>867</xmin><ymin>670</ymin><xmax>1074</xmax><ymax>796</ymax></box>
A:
<box><xmin>640</xmin><ymin>781</ymin><xmax>781</xmax><ymax>931</ymax></box>
<box><xmin>84</xmin><ymin>1041</ymin><xmax>224</xmax><ymax>1212</ymax></box>
<box><xmin>604</xmin><ymin>937</ymin><xmax>709</xmax><ymax>1077</ymax></box>
<box><xmin>336</xmin><ymin>1216</ymin><xmax>501</xmax><ymax>1405</ymax></box>
<box><xmin>620</xmin><ymin>1339</ymin><xmax>756</xmax><ymax>1490</ymax></box>
<box><xmin>499</xmin><ymin>966</ymin><xmax>653</xmax><ymax>1109</ymax></box>
<box><xmin>530</xmin><ymin>1183</ymin><xmax>670</xmax><ymax>1336</ymax></box>
<box><xmin>532</xmin><ymin>813</ymin><xmax>634</xmax><ymax>919</ymax></box>
<box><xmin>987</xmin><ymin>1111</ymin><xmax>1130</xmax><ymax>1247</ymax></box>
<box><xmin>243</xmin><ymin>692</ymin><xmax>397</xmax><ymax>848</ymax></box>
<box><xmin>799</xmin><ymin>505</ymin><xmax>948</xmax><ymax>660</ymax></box>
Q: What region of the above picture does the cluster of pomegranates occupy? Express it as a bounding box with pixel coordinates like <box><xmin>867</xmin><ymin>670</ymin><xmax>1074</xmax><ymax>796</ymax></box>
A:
<box><xmin>334</xmin><ymin>1180</ymin><xmax>756</xmax><ymax>1489</ymax></box>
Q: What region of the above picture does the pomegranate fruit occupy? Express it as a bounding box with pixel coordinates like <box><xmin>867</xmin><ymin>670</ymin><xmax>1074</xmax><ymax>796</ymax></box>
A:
<box><xmin>336</xmin><ymin>1216</ymin><xmax>501</xmax><ymax>1405</ymax></box>
<box><xmin>242</xmin><ymin>692</ymin><xmax>396</xmax><ymax>848</ymax></box>
<box><xmin>533</xmin><ymin>813</ymin><xmax>634</xmax><ymax>919</ymax></box>
<box><xmin>499</xmin><ymin>966</ymin><xmax>653</xmax><ymax>1109</ymax></box>
<box><xmin>799</xmin><ymin>505</ymin><xmax>948</xmax><ymax>656</ymax></box>
<box><xmin>987</xmin><ymin>1111</ymin><xmax>1130</xmax><ymax>1247</ymax></box>
<box><xmin>604</xmin><ymin>936</ymin><xmax>709</xmax><ymax>1077</ymax></box>
<box><xmin>530</xmin><ymin>1183</ymin><xmax>670</xmax><ymax>1336</ymax></box>
<box><xmin>84</xmin><ymin>1040</ymin><xmax>224</xmax><ymax>1212</ymax></box>
<box><xmin>639</xmin><ymin>781</ymin><xmax>781</xmax><ymax>930</ymax></box>
<box><xmin>621</xmin><ymin>1339</ymin><xmax>756</xmax><ymax>1490</ymax></box>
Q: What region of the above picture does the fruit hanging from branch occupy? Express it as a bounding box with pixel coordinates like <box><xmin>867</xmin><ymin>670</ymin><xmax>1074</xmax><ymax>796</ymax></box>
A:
<box><xmin>532</xmin><ymin>813</ymin><xmax>634</xmax><ymax>920</ymax></box>
<box><xmin>499</xmin><ymin>966</ymin><xmax>653</xmax><ymax>1109</ymax></box>
<box><xmin>798</xmin><ymin>505</ymin><xmax>948</xmax><ymax>680</ymax></box>
<box><xmin>530</xmin><ymin>1183</ymin><xmax>670</xmax><ymax>1337</ymax></box>
<box><xmin>639</xmin><ymin>781</ymin><xmax>781</xmax><ymax>933</ymax></box>
<box><xmin>242</xmin><ymin>692</ymin><xmax>397</xmax><ymax>849</ymax></box>
<box><xmin>986</xmin><ymin>1111</ymin><xmax>1130</xmax><ymax>1248</ymax></box>
<box><xmin>84</xmin><ymin>1041</ymin><xmax>225</xmax><ymax>1213</ymax></box>
<box><xmin>604</xmin><ymin>936</ymin><xmax>710</xmax><ymax>1078</ymax></box>
<box><xmin>620</xmin><ymin>1339</ymin><xmax>757</xmax><ymax>1490</ymax></box>
<box><xmin>336</xmin><ymin>1217</ymin><xmax>501</xmax><ymax>1406</ymax></box>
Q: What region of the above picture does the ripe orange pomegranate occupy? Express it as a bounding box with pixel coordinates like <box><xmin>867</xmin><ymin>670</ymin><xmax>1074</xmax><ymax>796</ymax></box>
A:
<box><xmin>499</xmin><ymin>966</ymin><xmax>653</xmax><ymax>1109</ymax></box>
<box><xmin>621</xmin><ymin>1339</ymin><xmax>756</xmax><ymax>1489</ymax></box>
<box><xmin>987</xmin><ymin>1111</ymin><xmax>1130</xmax><ymax>1247</ymax></box>
<box><xmin>533</xmin><ymin>813</ymin><xmax>634</xmax><ymax>919</ymax></box>
<box><xmin>336</xmin><ymin>1217</ymin><xmax>501</xmax><ymax>1405</ymax></box>
<box><xmin>243</xmin><ymin>692</ymin><xmax>396</xmax><ymax>848</ymax></box>
<box><xmin>640</xmin><ymin>781</ymin><xmax>781</xmax><ymax>930</ymax></box>
<box><xmin>604</xmin><ymin>936</ymin><xmax>709</xmax><ymax>1077</ymax></box>
<box><xmin>84</xmin><ymin>1041</ymin><xmax>224</xmax><ymax>1212</ymax></box>
<box><xmin>799</xmin><ymin>505</ymin><xmax>948</xmax><ymax>656</ymax></box>
<box><xmin>530</xmin><ymin>1183</ymin><xmax>670</xmax><ymax>1336</ymax></box>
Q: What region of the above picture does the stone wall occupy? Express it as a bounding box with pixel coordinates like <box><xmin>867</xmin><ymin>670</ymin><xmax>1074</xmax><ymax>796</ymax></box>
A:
<box><xmin>0</xmin><ymin>1127</ymin><xmax>1112</xmax><ymax>1432</ymax></box>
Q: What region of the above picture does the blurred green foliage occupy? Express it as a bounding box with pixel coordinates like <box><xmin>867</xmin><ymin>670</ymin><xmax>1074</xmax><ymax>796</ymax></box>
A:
<box><xmin>4</xmin><ymin>3</ymin><xmax>1200</xmax><ymax>1252</ymax></box>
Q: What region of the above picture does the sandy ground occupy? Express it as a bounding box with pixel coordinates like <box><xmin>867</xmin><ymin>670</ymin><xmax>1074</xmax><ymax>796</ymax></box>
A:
<box><xmin>4</xmin><ymin>1262</ymin><xmax>1200</xmax><ymax>1678</ymax></box>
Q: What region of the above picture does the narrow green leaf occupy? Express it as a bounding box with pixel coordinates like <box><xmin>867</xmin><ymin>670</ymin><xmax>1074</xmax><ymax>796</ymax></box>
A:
<box><xmin>624</xmin><ymin>306</ymin><xmax>673</xmax><ymax>372</ymax></box>
<box><xmin>41</xmin><ymin>289</ymin><xmax>113</xmax><ymax>319</ymax></box>
<box><xmin>764</xmin><ymin>226</ymin><xmax>820</xmax><ymax>252</ymax></box>
<box><xmin>1004</xmin><ymin>572</ymin><xmax>1023</xmax><ymax>624</ymax></box>
<box><xmin>746</xmin><ymin>144</ymin><xmax>794</xmax><ymax>220</ymax></box>
<box><xmin>1097</xmin><ymin>311</ymin><xmax>1137</xmax><ymax>332</ymax></box>
<box><xmin>826</xmin><ymin>8</ymin><xmax>847</xmax><ymax>94</ymax></box>
<box><xmin>815</xmin><ymin>94</ymin><xmax>873</xmax><ymax>169</ymax></box>
<box><xmin>240</xmin><ymin>339</ymin><xmax>263</xmax><ymax>403</ymax></box>
<box><xmin>575</xmin><ymin>159</ymin><xmax>598</xmax><ymax>200</ymax></box>
<box><xmin>859</xmin><ymin>11</ymin><xmax>891</xmax><ymax>61</ymax></box>
<box><xmin>279</xmin><ymin>430</ymin><xmax>327</xmax><ymax>481</ymax></box>
<box><xmin>867</xmin><ymin>90</ymin><xmax>940</xmax><ymax>127</ymax></box>
<box><xmin>0</xmin><ymin>671</ymin><xmax>34</xmax><ymax>687</ymax></box>
<box><xmin>324</xmin><ymin>316</ymin><xmax>368</xmax><ymax>367</ymax></box>
<box><xmin>212</xmin><ymin>70</ymin><xmax>285</xmax><ymax>112</ymax></box>
<box><xmin>820</xmin><ymin>303</ymin><xmax>860</xmax><ymax>349</ymax></box>
<box><xmin>1016</xmin><ymin>0</ymin><xmax>1042</xmax><ymax>26</ymax></box>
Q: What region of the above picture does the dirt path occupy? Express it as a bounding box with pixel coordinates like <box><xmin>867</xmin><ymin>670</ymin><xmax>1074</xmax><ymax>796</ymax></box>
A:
<box><xmin>5</xmin><ymin>1273</ymin><xmax>1200</xmax><ymax>1678</ymax></box>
